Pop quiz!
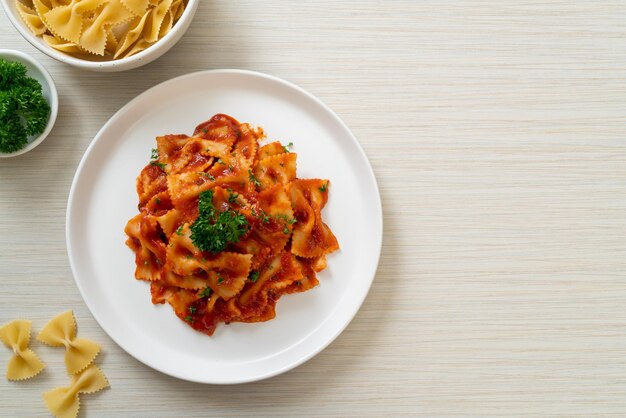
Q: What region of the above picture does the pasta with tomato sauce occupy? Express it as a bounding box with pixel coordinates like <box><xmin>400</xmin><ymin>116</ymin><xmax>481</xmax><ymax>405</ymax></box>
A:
<box><xmin>124</xmin><ymin>114</ymin><xmax>339</xmax><ymax>336</ymax></box>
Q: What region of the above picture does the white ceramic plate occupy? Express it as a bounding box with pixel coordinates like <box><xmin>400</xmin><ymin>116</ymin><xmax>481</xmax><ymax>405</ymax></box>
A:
<box><xmin>66</xmin><ymin>70</ymin><xmax>382</xmax><ymax>384</ymax></box>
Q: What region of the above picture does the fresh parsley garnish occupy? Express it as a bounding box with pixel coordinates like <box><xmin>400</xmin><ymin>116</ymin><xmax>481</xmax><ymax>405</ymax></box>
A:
<box><xmin>217</xmin><ymin>276</ymin><xmax>224</xmax><ymax>285</ymax></box>
<box><xmin>198</xmin><ymin>172</ymin><xmax>215</xmax><ymax>180</ymax></box>
<box><xmin>275</xmin><ymin>214</ymin><xmax>297</xmax><ymax>233</ymax></box>
<box><xmin>227</xmin><ymin>190</ymin><xmax>239</xmax><ymax>203</ymax></box>
<box><xmin>319</xmin><ymin>182</ymin><xmax>328</xmax><ymax>192</ymax></box>
<box><xmin>150</xmin><ymin>148</ymin><xmax>158</xmax><ymax>159</ymax></box>
<box><xmin>0</xmin><ymin>59</ymin><xmax>50</xmax><ymax>153</ymax></box>
<box><xmin>282</xmin><ymin>142</ymin><xmax>294</xmax><ymax>153</ymax></box>
<box><xmin>248</xmin><ymin>169</ymin><xmax>261</xmax><ymax>188</ymax></box>
<box><xmin>150</xmin><ymin>161</ymin><xmax>167</xmax><ymax>171</ymax></box>
<box><xmin>249</xmin><ymin>271</ymin><xmax>260</xmax><ymax>283</ymax></box>
<box><xmin>252</xmin><ymin>208</ymin><xmax>270</xmax><ymax>224</ymax></box>
<box><xmin>188</xmin><ymin>306</ymin><xmax>197</xmax><ymax>314</ymax></box>
<box><xmin>199</xmin><ymin>287</ymin><xmax>212</xmax><ymax>298</ymax></box>
<box><xmin>185</xmin><ymin>315</ymin><xmax>194</xmax><ymax>322</ymax></box>
<box><xmin>175</xmin><ymin>225</ymin><xmax>184</xmax><ymax>236</ymax></box>
<box><xmin>190</xmin><ymin>190</ymin><xmax>249</xmax><ymax>253</ymax></box>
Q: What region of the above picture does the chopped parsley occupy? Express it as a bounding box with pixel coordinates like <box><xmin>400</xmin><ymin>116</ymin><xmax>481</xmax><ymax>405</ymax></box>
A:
<box><xmin>217</xmin><ymin>276</ymin><xmax>224</xmax><ymax>285</ymax></box>
<box><xmin>150</xmin><ymin>148</ymin><xmax>158</xmax><ymax>159</ymax></box>
<box><xmin>190</xmin><ymin>190</ymin><xmax>249</xmax><ymax>253</ymax></box>
<box><xmin>249</xmin><ymin>271</ymin><xmax>260</xmax><ymax>283</ymax></box>
<box><xmin>155</xmin><ymin>197</ymin><xmax>161</xmax><ymax>205</ymax></box>
<box><xmin>199</xmin><ymin>287</ymin><xmax>212</xmax><ymax>298</ymax></box>
<box><xmin>252</xmin><ymin>208</ymin><xmax>270</xmax><ymax>224</ymax></box>
<box><xmin>150</xmin><ymin>161</ymin><xmax>167</xmax><ymax>171</ymax></box>
<box><xmin>275</xmin><ymin>214</ymin><xmax>297</xmax><ymax>233</ymax></box>
<box><xmin>217</xmin><ymin>158</ymin><xmax>226</xmax><ymax>165</ymax></box>
<box><xmin>188</xmin><ymin>305</ymin><xmax>197</xmax><ymax>314</ymax></box>
<box><xmin>282</xmin><ymin>141</ymin><xmax>294</xmax><ymax>153</ymax></box>
<box><xmin>185</xmin><ymin>316</ymin><xmax>193</xmax><ymax>323</ymax></box>
<box><xmin>175</xmin><ymin>225</ymin><xmax>184</xmax><ymax>236</ymax></box>
<box><xmin>248</xmin><ymin>169</ymin><xmax>261</xmax><ymax>188</ymax></box>
<box><xmin>319</xmin><ymin>182</ymin><xmax>328</xmax><ymax>192</ymax></box>
<box><xmin>227</xmin><ymin>190</ymin><xmax>239</xmax><ymax>203</ymax></box>
<box><xmin>198</xmin><ymin>172</ymin><xmax>215</xmax><ymax>181</ymax></box>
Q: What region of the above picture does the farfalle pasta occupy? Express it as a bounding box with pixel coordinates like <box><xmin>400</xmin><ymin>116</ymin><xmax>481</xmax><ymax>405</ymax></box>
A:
<box><xmin>15</xmin><ymin>0</ymin><xmax>188</xmax><ymax>59</ymax></box>
<box><xmin>125</xmin><ymin>114</ymin><xmax>339</xmax><ymax>336</ymax></box>
<box><xmin>37</xmin><ymin>310</ymin><xmax>101</xmax><ymax>375</ymax></box>
<box><xmin>0</xmin><ymin>319</ymin><xmax>46</xmax><ymax>380</ymax></box>
<box><xmin>43</xmin><ymin>364</ymin><xmax>109</xmax><ymax>418</ymax></box>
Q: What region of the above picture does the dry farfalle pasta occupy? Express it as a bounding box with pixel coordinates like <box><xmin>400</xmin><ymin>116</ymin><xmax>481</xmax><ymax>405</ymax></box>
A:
<box><xmin>0</xmin><ymin>319</ymin><xmax>46</xmax><ymax>381</ymax></box>
<box><xmin>15</xmin><ymin>0</ymin><xmax>188</xmax><ymax>59</ymax></box>
<box><xmin>37</xmin><ymin>310</ymin><xmax>101</xmax><ymax>375</ymax></box>
<box><xmin>43</xmin><ymin>364</ymin><xmax>109</xmax><ymax>418</ymax></box>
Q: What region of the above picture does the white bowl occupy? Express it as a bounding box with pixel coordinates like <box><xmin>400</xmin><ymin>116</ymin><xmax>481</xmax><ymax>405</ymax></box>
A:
<box><xmin>0</xmin><ymin>49</ymin><xmax>58</xmax><ymax>158</ymax></box>
<box><xmin>0</xmin><ymin>0</ymin><xmax>198</xmax><ymax>72</ymax></box>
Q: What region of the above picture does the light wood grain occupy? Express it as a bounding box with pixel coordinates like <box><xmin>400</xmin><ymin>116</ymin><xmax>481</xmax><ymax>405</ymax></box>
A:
<box><xmin>1</xmin><ymin>1</ymin><xmax>626</xmax><ymax>416</ymax></box>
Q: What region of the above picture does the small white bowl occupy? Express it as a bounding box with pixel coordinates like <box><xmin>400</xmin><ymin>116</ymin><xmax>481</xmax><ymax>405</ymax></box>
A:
<box><xmin>0</xmin><ymin>49</ymin><xmax>58</xmax><ymax>158</ymax></box>
<box><xmin>0</xmin><ymin>0</ymin><xmax>198</xmax><ymax>72</ymax></box>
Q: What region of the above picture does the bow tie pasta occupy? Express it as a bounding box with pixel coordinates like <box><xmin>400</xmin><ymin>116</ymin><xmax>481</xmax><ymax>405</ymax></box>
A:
<box><xmin>15</xmin><ymin>0</ymin><xmax>188</xmax><ymax>59</ymax></box>
<box><xmin>124</xmin><ymin>114</ymin><xmax>339</xmax><ymax>336</ymax></box>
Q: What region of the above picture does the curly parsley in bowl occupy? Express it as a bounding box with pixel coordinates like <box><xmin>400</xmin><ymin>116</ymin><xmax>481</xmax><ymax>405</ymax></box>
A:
<box><xmin>0</xmin><ymin>50</ymin><xmax>58</xmax><ymax>157</ymax></box>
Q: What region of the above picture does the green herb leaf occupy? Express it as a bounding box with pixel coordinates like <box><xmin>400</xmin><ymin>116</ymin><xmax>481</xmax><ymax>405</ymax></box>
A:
<box><xmin>150</xmin><ymin>148</ymin><xmax>158</xmax><ymax>159</ymax></box>
<box><xmin>217</xmin><ymin>276</ymin><xmax>224</xmax><ymax>285</ymax></box>
<box><xmin>319</xmin><ymin>182</ymin><xmax>328</xmax><ymax>192</ymax></box>
<box><xmin>188</xmin><ymin>305</ymin><xmax>197</xmax><ymax>314</ymax></box>
<box><xmin>282</xmin><ymin>141</ymin><xmax>294</xmax><ymax>153</ymax></box>
<box><xmin>176</xmin><ymin>225</ymin><xmax>184</xmax><ymax>236</ymax></box>
<box><xmin>199</xmin><ymin>287</ymin><xmax>212</xmax><ymax>298</ymax></box>
<box><xmin>249</xmin><ymin>271</ymin><xmax>260</xmax><ymax>283</ymax></box>
<box><xmin>228</xmin><ymin>191</ymin><xmax>239</xmax><ymax>203</ymax></box>
<box><xmin>248</xmin><ymin>169</ymin><xmax>261</xmax><ymax>188</ymax></box>
<box><xmin>190</xmin><ymin>190</ymin><xmax>250</xmax><ymax>253</ymax></box>
<box><xmin>150</xmin><ymin>161</ymin><xmax>167</xmax><ymax>171</ymax></box>
<box><xmin>185</xmin><ymin>316</ymin><xmax>194</xmax><ymax>323</ymax></box>
<box><xmin>198</xmin><ymin>172</ymin><xmax>215</xmax><ymax>180</ymax></box>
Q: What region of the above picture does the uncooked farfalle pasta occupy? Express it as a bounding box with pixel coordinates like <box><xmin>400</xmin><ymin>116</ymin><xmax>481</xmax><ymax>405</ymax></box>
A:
<box><xmin>15</xmin><ymin>0</ymin><xmax>187</xmax><ymax>59</ymax></box>
<box><xmin>0</xmin><ymin>320</ymin><xmax>46</xmax><ymax>381</ymax></box>
<box><xmin>37</xmin><ymin>310</ymin><xmax>101</xmax><ymax>375</ymax></box>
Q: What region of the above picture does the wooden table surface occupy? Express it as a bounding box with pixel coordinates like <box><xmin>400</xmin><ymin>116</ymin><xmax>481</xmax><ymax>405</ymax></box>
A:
<box><xmin>1</xmin><ymin>1</ymin><xmax>626</xmax><ymax>417</ymax></box>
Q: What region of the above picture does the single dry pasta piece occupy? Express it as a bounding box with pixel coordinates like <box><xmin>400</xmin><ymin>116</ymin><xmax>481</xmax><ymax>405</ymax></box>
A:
<box><xmin>43</xmin><ymin>0</ymin><xmax>108</xmax><ymax>43</ymax></box>
<box><xmin>0</xmin><ymin>319</ymin><xmax>45</xmax><ymax>381</ymax></box>
<box><xmin>79</xmin><ymin>0</ymin><xmax>134</xmax><ymax>55</ymax></box>
<box><xmin>143</xmin><ymin>0</ymin><xmax>173</xmax><ymax>42</ymax></box>
<box><xmin>43</xmin><ymin>364</ymin><xmax>109</xmax><ymax>418</ymax></box>
<box><xmin>15</xmin><ymin>1</ymin><xmax>48</xmax><ymax>35</ymax></box>
<box><xmin>37</xmin><ymin>310</ymin><xmax>101</xmax><ymax>375</ymax></box>
<box><xmin>43</xmin><ymin>34</ymin><xmax>84</xmax><ymax>53</ymax></box>
<box><xmin>125</xmin><ymin>114</ymin><xmax>340</xmax><ymax>336</ymax></box>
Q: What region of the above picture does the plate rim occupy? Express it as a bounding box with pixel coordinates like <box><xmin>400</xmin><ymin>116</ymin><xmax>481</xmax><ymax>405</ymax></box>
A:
<box><xmin>66</xmin><ymin>69</ymin><xmax>383</xmax><ymax>384</ymax></box>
